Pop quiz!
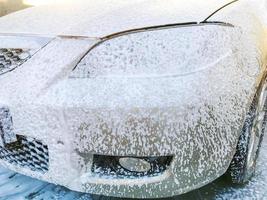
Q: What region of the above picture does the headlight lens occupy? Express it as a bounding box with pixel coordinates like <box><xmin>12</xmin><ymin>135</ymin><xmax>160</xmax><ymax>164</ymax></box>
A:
<box><xmin>71</xmin><ymin>24</ymin><xmax>238</xmax><ymax>79</ymax></box>
<box><xmin>0</xmin><ymin>35</ymin><xmax>51</xmax><ymax>75</ymax></box>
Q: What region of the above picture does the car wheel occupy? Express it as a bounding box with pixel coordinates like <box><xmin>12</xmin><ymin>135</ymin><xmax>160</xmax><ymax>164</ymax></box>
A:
<box><xmin>228</xmin><ymin>78</ymin><xmax>267</xmax><ymax>183</ymax></box>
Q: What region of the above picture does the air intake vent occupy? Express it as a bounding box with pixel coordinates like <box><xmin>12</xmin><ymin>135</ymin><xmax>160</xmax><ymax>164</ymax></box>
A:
<box><xmin>0</xmin><ymin>135</ymin><xmax>49</xmax><ymax>173</ymax></box>
<box><xmin>92</xmin><ymin>155</ymin><xmax>173</xmax><ymax>178</ymax></box>
<box><xmin>0</xmin><ymin>48</ymin><xmax>31</xmax><ymax>75</ymax></box>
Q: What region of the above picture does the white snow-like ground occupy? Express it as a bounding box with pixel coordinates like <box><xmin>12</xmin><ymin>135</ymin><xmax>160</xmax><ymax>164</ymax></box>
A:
<box><xmin>0</xmin><ymin>135</ymin><xmax>267</xmax><ymax>200</ymax></box>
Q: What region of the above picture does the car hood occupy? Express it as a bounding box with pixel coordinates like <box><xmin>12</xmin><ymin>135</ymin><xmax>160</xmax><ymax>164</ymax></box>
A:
<box><xmin>0</xmin><ymin>0</ymin><xmax>234</xmax><ymax>38</ymax></box>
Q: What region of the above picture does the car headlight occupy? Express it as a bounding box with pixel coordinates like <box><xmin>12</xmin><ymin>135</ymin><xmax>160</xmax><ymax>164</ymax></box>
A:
<box><xmin>0</xmin><ymin>35</ymin><xmax>52</xmax><ymax>75</ymax></box>
<box><xmin>70</xmin><ymin>23</ymin><xmax>238</xmax><ymax>79</ymax></box>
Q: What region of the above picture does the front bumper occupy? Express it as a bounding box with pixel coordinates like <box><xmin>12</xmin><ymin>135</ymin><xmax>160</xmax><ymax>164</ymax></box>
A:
<box><xmin>0</xmin><ymin>35</ymin><xmax>260</xmax><ymax>198</ymax></box>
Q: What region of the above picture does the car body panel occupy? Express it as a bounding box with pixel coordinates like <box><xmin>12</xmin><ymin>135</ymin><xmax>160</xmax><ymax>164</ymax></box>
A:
<box><xmin>0</xmin><ymin>0</ymin><xmax>233</xmax><ymax>38</ymax></box>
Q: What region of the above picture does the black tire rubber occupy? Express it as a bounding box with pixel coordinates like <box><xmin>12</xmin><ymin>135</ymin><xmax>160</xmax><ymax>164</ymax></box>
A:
<box><xmin>227</xmin><ymin>84</ymin><xmax>266</xmax><ymax>183</ymax></box>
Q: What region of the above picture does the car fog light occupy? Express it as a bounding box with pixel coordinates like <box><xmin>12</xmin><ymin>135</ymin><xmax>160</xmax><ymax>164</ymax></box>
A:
<box><xmin>119</xmin><ymin>157</ymin><xmax>151</xmax><ymax>173</ymax></box>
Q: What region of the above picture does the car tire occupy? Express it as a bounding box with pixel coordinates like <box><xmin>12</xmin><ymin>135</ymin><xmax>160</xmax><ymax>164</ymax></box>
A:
<box><xmin>227</xmin><ymin>78</ymin><xmax>267</xmax><ymax>183</ymax></box>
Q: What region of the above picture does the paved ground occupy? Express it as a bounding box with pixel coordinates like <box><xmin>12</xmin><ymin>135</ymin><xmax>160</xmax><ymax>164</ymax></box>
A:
<box><xmin>0</xmin><ymin>133</ymin><xmax>267</xmax><ymax>200</ymax></box>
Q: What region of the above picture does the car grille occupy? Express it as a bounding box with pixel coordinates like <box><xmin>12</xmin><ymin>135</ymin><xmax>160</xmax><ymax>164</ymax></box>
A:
<box><xmin>0</xmin><ymin>48</ymin><xmax>31</xmax><ymax>75</ymax></box>
<box><xmin>0</xmin><ymin>135</ymin><xmax>49</xmax><ymax>173</ymax></box>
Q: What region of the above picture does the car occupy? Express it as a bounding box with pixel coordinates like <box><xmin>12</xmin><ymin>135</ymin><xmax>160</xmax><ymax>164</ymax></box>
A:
<box><xmin>0</xmin><ymin>0</ymin><xmax>267</xmax><ymax>198</ymax></box>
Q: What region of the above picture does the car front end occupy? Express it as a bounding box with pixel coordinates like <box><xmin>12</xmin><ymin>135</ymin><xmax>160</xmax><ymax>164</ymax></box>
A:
<box><xmin>0</xmin><ymin>0</ymin><xmax>267</xmax><ymax>198</ymax></box>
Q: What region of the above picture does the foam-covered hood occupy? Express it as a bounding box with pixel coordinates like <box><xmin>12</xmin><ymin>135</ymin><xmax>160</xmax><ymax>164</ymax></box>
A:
<box><xmin>0</xmin><ymin>0</ymin><xmax>234</xmax><ymax>38</ymax></box>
